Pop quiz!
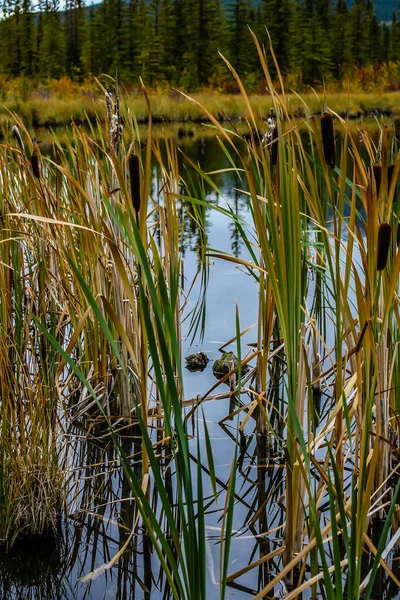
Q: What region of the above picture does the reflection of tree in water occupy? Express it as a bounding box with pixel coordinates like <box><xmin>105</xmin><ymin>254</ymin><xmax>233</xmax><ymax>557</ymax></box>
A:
<box><xmin>0</xmin><ymin>528</ymin><xmax>73</xmax><ymax>599</ymax></box>
<box><xmin>226</xmin><ymin>187</ymin><xmax>248</xmax><ymax>258</ymax></box>
<box><xmin>150</xmin><ymin>134</ymin><xmax>250</xmax><ymax>257</ymax></box>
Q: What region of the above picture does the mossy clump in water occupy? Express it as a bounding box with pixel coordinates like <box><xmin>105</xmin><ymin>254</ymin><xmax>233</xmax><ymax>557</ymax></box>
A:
<box><xmin>185</xmin><ymin>352</ymin><xmax>209</xmax><ymax>372</ymax></box>
<box><xmin>213</xmin><ymin>352</ymin><xmax>248</xmax><ymax>379</ymax></box>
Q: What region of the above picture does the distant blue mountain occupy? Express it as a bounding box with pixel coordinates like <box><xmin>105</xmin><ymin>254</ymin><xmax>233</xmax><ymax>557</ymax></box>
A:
<box><xmin>354</xmin><ymin>1</ymin><xmax>398</xmax><ymax>22</ymax></box>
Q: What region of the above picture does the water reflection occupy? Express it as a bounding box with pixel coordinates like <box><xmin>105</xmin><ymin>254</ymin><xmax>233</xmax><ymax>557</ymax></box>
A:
<box><xmin>3</xmin><ymin>120</ymin><xmax>398</xmax><ymax>599</ymax></box>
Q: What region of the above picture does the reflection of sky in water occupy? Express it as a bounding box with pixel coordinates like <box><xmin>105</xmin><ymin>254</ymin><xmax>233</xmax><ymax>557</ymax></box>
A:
<box><xmin>2</xmin><ymin>130</ymin><xmax>398</xmax><ymax>600</ymax></box>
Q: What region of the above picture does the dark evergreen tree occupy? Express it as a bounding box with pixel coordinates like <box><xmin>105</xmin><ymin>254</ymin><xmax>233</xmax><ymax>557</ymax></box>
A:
<box><xmin>226</xmin><ymin>0</ymin><xmax>252</xmax><ymax>76</ymax></box>
<box><xmin>262</xmin><ymin>0</ymin><xmax>292</xmax><ymax>74</ymax></box>
<box><xmin>39</xmin><ymin>0</ymin><xmax>66</xmax><ymax>78</ymax></box>
<box><xmin>331</xmin><ymin>0</ymin><xmax>352</xmax><ymax>78</ymax></box>
<box><xmin>351</xmin><ymin>0</ymin><xmax>367</xmax><ymax>64</ymax></box>
<box><xmin>20</xmin><ymin>0</ymin><xmax>36</xmax><ymax>76</ymax></box>
<box><xmin>290</xmin><ymin>0</ymin><xmax>331</xmax><ymax>84</ymax></box>
<box><xmin>81</xmin><ymin>4</ymin><xmax>99</xmax><ymax>74</ymax></box>
<box><xmin>182</xmin><ymin>0</ymin><xmax>223</xmax><ymax>88</ymax></box>
<box><xmin>389</xmin><ymin>10</ymin><xmax>400</xmax><ymax>62</ymax></box>
<box><xmin>364</xmin><ymin>0</ymin><xmax>382</xmax><ymax>63</ymax></box>
<box><xmin>65</xmin><ymin>0</ymin><xmax>86</xmax><ymax>75</ymax></box>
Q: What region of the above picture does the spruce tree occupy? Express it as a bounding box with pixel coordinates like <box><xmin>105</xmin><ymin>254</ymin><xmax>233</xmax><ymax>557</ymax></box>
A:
<box><xmin>39</xmin><ymin>0</ymin><xmax>66</xmax><ymax>78</ymax></box>
<box><xmin>331</xmin><ymin>0</ymin><xmax>352</xmax><ymax>78</ymax></box>
<box><xmin>182</xmin><ymin>0</ymin><xmax>223</xmax><ymax>88</ymax></box>
<box><xmin>20</xmin><ymin>0</ymin><xmax>36</xmax><ymax>76</ymax></box>
<box><xmin>65</xmin><ymin>0</ymin><xmax>87</xmax><ymax>75</ymax></box>
<box><xmin>226</xmin><ymin>0</ymin><xmax>252</xmax><ymax>76</ymax></box>
<box><xmin>262</xmin><ymin>0</ymin><xmax>292</xmax><ymax>74</ymax></box>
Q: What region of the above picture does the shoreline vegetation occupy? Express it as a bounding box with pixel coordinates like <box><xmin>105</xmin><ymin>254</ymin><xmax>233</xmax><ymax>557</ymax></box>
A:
<box><xmin>2</xmin><ymin>89</ymin><xmax>400</xmax><ymax>129</ymax></box>
<box><xmin>2</xmin><ymin>80</ymin><xmax>400</xmax><ymax>128</ymax></box>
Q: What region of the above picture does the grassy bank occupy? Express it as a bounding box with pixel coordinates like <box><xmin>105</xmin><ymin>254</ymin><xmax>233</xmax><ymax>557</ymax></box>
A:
<box><xmin>2</xmin><ymin>86</ymin><xmax>400</xmax><ymax>128</ymax></box>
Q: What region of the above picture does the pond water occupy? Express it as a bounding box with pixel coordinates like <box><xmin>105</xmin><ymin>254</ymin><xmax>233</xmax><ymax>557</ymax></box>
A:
<box><xmin>1</xmin><ymin>121</ymin><xmax>399</xmax><ymax>600</ymax></box>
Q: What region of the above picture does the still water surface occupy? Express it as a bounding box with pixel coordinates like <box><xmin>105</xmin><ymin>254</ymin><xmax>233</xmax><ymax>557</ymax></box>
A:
<box><xmin>1</xmin><ymin>121</ymin><xmax>397</xmax><ymax>600</ymax></box>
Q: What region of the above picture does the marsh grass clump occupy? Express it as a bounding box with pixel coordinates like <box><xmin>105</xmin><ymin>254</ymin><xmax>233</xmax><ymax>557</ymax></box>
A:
<box><xmin>6</xmin><ymin>459</ymin><xmax>63</xmax><ymax>542</ymax></box>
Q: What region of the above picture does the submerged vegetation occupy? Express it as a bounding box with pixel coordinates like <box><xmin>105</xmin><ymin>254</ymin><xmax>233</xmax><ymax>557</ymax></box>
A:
<box><xmin>2</xmin><ymin>34</ymin><xmax>400</xmax><ymax>599</ymax></box>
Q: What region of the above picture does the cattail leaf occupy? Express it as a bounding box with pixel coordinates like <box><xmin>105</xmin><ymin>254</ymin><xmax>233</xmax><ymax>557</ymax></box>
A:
<box><xmin>373</xmin><ymin>163</ymin><xmax>382</xmax><ymax>199</ymax></box>
<box><xmin>388</xmin><ymin>163</ymin><xmax>395</xmax><ymax>190</ymax></box>
<box><xmin>321</xmin><ymin>112</ymin><xmax>335</xmax><ymax>168</ymax></box>
<box><xmin>129</xmin><ymin>153</ymin><xmax>141</xmax><ymax>217</ymax></box>
<box><xmin>377</xmin><ymin>222</ymin><xmax>392</xmax><ymax>271</ymax></box>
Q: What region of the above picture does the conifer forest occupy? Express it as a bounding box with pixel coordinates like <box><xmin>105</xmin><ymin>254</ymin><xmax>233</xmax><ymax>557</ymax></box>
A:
<box><xmin>0</xmin><ymin>0</ymin><xmax>399</xmax><ymax>88</ymax></box>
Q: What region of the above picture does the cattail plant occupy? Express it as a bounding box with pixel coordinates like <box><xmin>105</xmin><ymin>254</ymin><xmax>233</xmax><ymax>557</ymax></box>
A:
<box><xmin>321</xmin><ymin>111</ymin><xmax>335</xmax><ymax>168</ymax></box>
<box><xmin>271</xmin><ymin>125</ymin><xmax>278</xmax><ymax>167</ymax></box>
<box><xmin>388</xmin><ymin>163</ymin><xmax>395</xmax><ymax>191</ymax></box>
<box><xmin>264</xmin><ymin>109</ymin><xmax>278</xmax><ymax>166</ymax></box>
<box><xmin>12</xmin><ymin>125</ymin><xmax>25</xmax><ymax>154</ymax></box>
<box><xmin>377</xmin><ymin>222</ymin><xmax>392</xmax><ymax>270</ymax></box>
<box><xmin>373</xmin><ymin>130</ymin><xmax>383</xmax><ymax>199</ymax></box>
<box><xmin>31</xmin><ymin>147</ymin><xmax>41</xmax><ymax>179</ymax></box>
<box><xmin>128</xmin><ymin>153</ymin><xmax>141</xmax><ymax>218</ymax></box>
<box><xmin>373</xmin><ymin>163</ymin><xmax>382</xmax><ymax>199</ymax></box>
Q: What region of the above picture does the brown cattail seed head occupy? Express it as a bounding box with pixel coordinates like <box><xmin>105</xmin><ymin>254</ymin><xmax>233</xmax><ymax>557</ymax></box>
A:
<box><xmin>31</xmin><ymin>149</ymin><xmax>41</xmax><ymax>179</ymax></box>
<box><xmin>129</xmin><ymin>154</ymin><xmax>141</xmax><ymax>217</ymax></box>
<box><xmin>373</xmin><ymin>163</ymin><xmax>382</xmax><ymax>199</ymax></box>
<box><xmin>271</xmin><ymin>126</ymin><xmax>278</xmax><ymax>166</ymax></box>
<box><xmin>321</xmin><ymin>112</ymin><xmax>335</xmax><ymax>168</ymax></box>
<box><xmin>377</xmin><ymin>222</ymin><xmax>392</xmax><ymax>271</ymax></box>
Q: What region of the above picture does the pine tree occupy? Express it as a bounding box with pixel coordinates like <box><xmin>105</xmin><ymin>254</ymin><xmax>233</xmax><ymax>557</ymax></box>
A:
<box><xmin>351</xmin><ymin>0</ymin><xmax>367</xmax><ymax>64</ymax></box>
<box><xmin>182</xmin><ymin>0</ymin><xmax>223</xmax><ymax>88</ymax></box>
<box><xmin>81</xmin><ymin>4</ymin><xmax>97</xmax><ymax>74</ymax></box>
<box><xmin>262</xmin><ymin>0</ymin><xmax>292</xmax><ymax>74</ymax></box>
<box><xmin>119</xmin><ymin>0</ymin><xmax>151</xmax><ymax>80</ymax></box>
<box><xmin>290</xmin><ymin>0</ymin><xmax>331</xmax><ymax>85</ymax></box>
<box><xmin>331</xmin><ymin>0</ymin><xmax>352</xmax><ymax>78</ymax></box>
<box><xmin>20</xmin><ymin>0</ymin><xmax>36</xmax><ymax>76</ymax></box>
<box><xmin>0</xmin><ymin>0</ymin><xmax>23</xmax><ymax>75</ymax></box>
<box><xmin>389</xmin><ymin>10</ymin><xmax>400</xmax><ymax>63</ymax></box>
<box><xmin>364</xmin><ymin>0</ymin><xmax>382</xmax><ymax>64</ymax></box>
<box><xmin>65</xmin><ymin>0</ymin><xmax>87</xmax><ymax>75</ymax></box>
<box><xmin>226</xmin><ymin>0</ymin><xmax>262</xmax><ymax>82</ymax></box>
<box><xmin>38</xmin><ymin>0</ymin><xmax>66</xmax><ymax>78</ymax></box>
<box><xmin>226</xmin><ymin>0</ymin><xmax>250</xmax><ymax>75</ymax></box>
<box><xmin>147</xmin><ymin>0</ymin><xmax>177</xmax><ymax>83</ymax></box>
